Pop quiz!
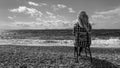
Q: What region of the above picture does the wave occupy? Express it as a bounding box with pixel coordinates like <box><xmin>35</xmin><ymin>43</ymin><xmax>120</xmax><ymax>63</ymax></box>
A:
<box><xmin>0</xmin><ymin>38</ymin><xmax>120</xmax><ymax>48</ymax></box>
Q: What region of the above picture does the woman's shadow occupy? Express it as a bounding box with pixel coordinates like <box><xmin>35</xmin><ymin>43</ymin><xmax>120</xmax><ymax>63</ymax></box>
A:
<box><xmin>81</xmin><ymin>56</ymin><xmax>119</xmax><ymax>68</ymax></box>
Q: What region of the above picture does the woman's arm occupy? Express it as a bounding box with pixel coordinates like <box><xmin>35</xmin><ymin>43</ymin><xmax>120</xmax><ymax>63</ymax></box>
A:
<box><xmin>82</xmin><ymin>19</ymin><xmax>92</xmax><ymax>33</ymax></box>
<box><xmin>73</xmin><ymin>23</ymin><xmax>76</xmax><ymax>36</ymax></box>
<box><xmin>83</xmin><ymin>23</ymin><xmax>89</xmax><ymax>32</ymax></box>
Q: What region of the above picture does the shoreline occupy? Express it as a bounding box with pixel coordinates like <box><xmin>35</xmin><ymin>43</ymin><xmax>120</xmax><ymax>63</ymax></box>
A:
<box><xmin>0</xmin><ymin>44</ymin><xmax>120</xmax><ymax>48</ymax></box>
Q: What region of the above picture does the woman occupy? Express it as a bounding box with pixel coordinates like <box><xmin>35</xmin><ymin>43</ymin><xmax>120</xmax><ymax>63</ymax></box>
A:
<box><xmin>73</xmin><ymin>11</ymin><xmax>92</xmax><ymax>62</ymax></box>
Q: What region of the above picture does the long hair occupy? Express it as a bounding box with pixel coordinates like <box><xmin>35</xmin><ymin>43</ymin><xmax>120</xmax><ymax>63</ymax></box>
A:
<box><xmin>78</xmin><ymin>11</ymin><xmax>91</xmax><ymax>31</ymax></box>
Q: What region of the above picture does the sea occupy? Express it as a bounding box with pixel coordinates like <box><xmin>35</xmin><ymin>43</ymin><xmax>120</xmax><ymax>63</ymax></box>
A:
<box><xmin>0</xmin><ymin>29</ymin><xmax>120</xmax><ymax>48</ymax></box>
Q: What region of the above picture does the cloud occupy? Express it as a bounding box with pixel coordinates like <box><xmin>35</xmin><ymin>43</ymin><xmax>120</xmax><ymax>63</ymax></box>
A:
<box><xmin>46</xmin><ymin>11</ymin><xmax>56</xmax><ymax>19</ymax></box>
<box><xmin>44</xmin><ymin>12</ymin><xmax>66</xmax><ymax>22</ymax></box>
<box><xmin>51</xmin><ymin>4</ymin><xmax>67</xmax><ymax>11</ymax></box>
<box><xmin>91</xmin><ymin>7</ymin><xmax>120</xmax><ymax>29</ymax></box>
<box><xmin>51</xmin><ymin>4</ymin><xmax>76</xmax><ymax>13</ymax></box>
<box><xmin>28</xmin><ymin>1</ymin><xmax>47</xmax><ymax>7</ymax></box>
<box><xmin>7</xmin><ymin>13</ymin><xmax>73</xmax><ymax>29</ymax></box>
<box><xmin>9</xmin><ymin>6</ymin><xmax>73</xmax><ymax>29</ymax></box>
<box><xmin>91</xmin><ymin>7</ymin><xmax>120</xmax><ymax>21</ymax></box>
<box><xmin>10</xmin><ymin>6</ymin><xmax>26</xmax><ymax>13</ymax></box>
<box><xmin>8</xmin><ymin>16</ymin><xmax>14</xmax><ymax>20</ymax></box>
<box><xmin>57</xmin><ymin>4</ymin><xmax>67</xmax><ymax>8</ymax></box>
<box><xmin>39</xmin><ymin>3</ymin><xmax>47</xmax><ymax>6</ymax></box>
<box><xmin>28</xmin><ymin>1</ymin><xmax>39</xmax><ymax>6</ymax></box>
<box><xmin>95</xmin><ymin>7</ymin><xmax>120</xmax><ymax>15</ymax></box>
<box><xmin>8</xmin><ymin>4</ymin><xmax>75</xmax><ymax>29</ymax></box>
<box><xmin>11</xmin><ymin>21</ymin><xmax>42</xmax><ymax>29</ymax></box>
<box><xmin>8</xmin><ymin>16</ymin><xmax>17</xmax><ymax>22</ymax></box>
<box><xmin>46</xmin><ymin>11</ymin><xmax>53</xmax><ymax>15</ymax></box>
<box><xmin>14</xmin><ymin>21</ymin><xmax>35</xmax><ymax>27</ymax></box>
<box><xmin>68</xmin><ymin>8</ymin><xmax>76</xmax><ymax>13</ymax></box>
<box><xmin>51</xmin><ymin>5</ymin><xmax>59</xmax><ymax>11</ymax></box>
<box><xmin>12</xmin><ymin>19</ymin><xmax>72</xmax><ymax>29</ymax></box>
<box><xmin>91</xmin><ymin>14</ymin><xmax>112</xmax><ymax>19</ymax></box>
<box><xmin>35</xmin><ymin>11</ymin><xmax>73</xmax><ymax>29</ymax></box>
<box><xmin>9</xmin><ymin>6</ymin><xmax>43</xmax><ymax>17</ymax></box>
<box><xmin>39</xmin><ymin>20</ymin><xmax>71</xmax><ymax>29</ymax></box>
<box><xmin>92</xmin><ymin>7</ymin><xmax>120</xmax><ymax>19</ymax></box>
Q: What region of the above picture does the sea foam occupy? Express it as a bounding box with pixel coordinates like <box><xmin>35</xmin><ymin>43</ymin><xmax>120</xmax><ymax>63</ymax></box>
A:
<box><xmin>0</xmin><ymin>38</ymin><xmax>120</xmax><ymax>48</ymax></box>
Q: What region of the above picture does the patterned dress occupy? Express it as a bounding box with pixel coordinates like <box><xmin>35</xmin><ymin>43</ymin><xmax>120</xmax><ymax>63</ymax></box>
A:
<box><xmin>73</xmin><ymin>22</ymin><xmax>91</xmax><ymax>47</ymax></box>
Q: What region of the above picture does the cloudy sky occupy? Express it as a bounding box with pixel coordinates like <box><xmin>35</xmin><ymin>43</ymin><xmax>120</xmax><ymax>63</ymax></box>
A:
<box><xmin>0</xmin><ymin>0</ymin><xmax>120</xmax><ymax>29</ymax></box>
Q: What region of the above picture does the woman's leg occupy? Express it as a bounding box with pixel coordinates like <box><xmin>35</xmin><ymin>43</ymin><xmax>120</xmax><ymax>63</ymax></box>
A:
<box><xmin>88</xmin><ymin>46</ymin><xmax>92</xmax><ymax>62</ymax></box>
<box><xmin>74</xmin><ymin>46</ymin><xmax>77</xmax><ymax>57</ymax></box>
<box><xmin>79</xmin><ymin>42</ymin><xmax>83</xmax><ymax>56</ymax></box>
<box><xmin>79</xmin><ymin>47</ymin><xmax>83</xmax><ymax>56</ymax></box>
<box><xmin>74</xmin><ymin>46</ymin><xmax>79</xmax><ymax>63</ymax></box>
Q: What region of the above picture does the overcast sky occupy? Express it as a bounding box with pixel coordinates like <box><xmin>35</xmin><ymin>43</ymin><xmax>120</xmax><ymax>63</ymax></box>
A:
<box><xmin>0</xmin><ymin>0</ymin><xmax>120</xmax><ymax>29</ymax></box>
